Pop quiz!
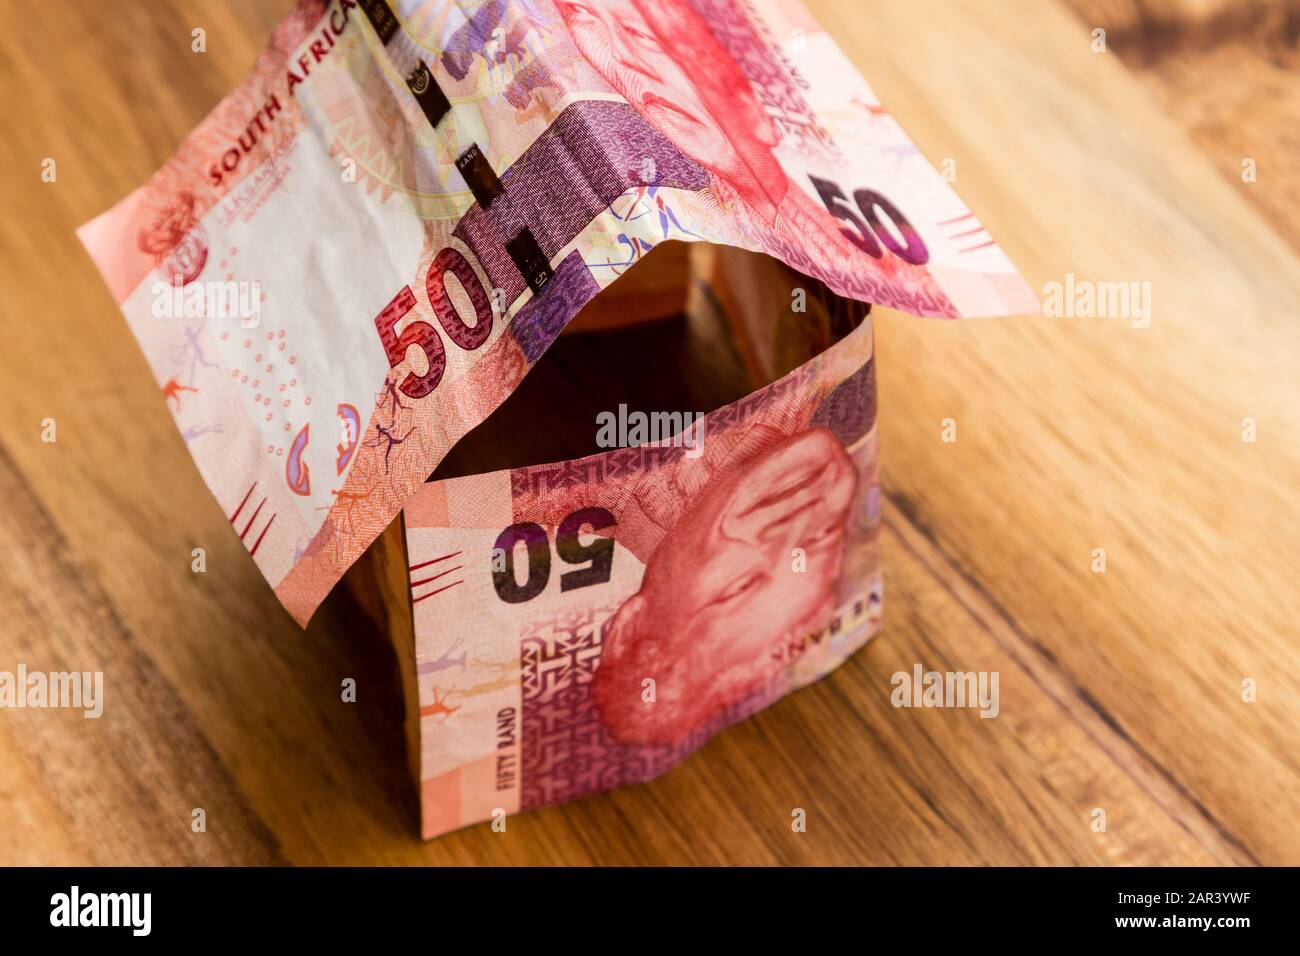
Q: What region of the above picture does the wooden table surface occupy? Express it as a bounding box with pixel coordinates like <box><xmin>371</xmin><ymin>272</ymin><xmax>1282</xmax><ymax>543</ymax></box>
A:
<box><xmin>1</xmin><ymin>0</ymin><xmax>1296</xmax><ymax>865</ymax></box>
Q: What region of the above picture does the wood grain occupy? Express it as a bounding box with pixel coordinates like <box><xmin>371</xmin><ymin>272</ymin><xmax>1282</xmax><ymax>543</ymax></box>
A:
<box><xmin>1065</xmin><ymin>0</ymin><xmax>1300</xmax><ymax>255</ymax></box>
<box><xmin>0</xmin><ymin>0</ymin><xmax>1295</xmax><ymax>865</ymax></box>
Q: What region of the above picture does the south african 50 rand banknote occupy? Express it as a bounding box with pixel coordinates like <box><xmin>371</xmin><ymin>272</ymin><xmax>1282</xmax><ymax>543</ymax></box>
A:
<box><xmin>402</xmin><ymin>245</ymin><xmax>889</xmax><ymax>837</ymax></box>
<box><xmin>78</xmin><ymin>0</ymin><xmax>1035</xmax><ymax>625</ymax></box>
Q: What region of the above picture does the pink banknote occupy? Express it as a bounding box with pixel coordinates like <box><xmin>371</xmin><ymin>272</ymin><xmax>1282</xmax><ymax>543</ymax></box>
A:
<box><xmin>404</xmin><ymin>255</ymin><xmax>883</xmax><ymax>837</ymax></box>
<box><xmin>78</xmin><ymin>0</ymin><xmax>1035</xmax><ymax>624</ymax></box>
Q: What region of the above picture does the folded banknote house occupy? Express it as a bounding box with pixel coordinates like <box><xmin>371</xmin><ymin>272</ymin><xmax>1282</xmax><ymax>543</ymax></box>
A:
<box><xmin>78</xmin><ymin>0</ymin><xmax>1035</xmax><ymax>838</ymax></box>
